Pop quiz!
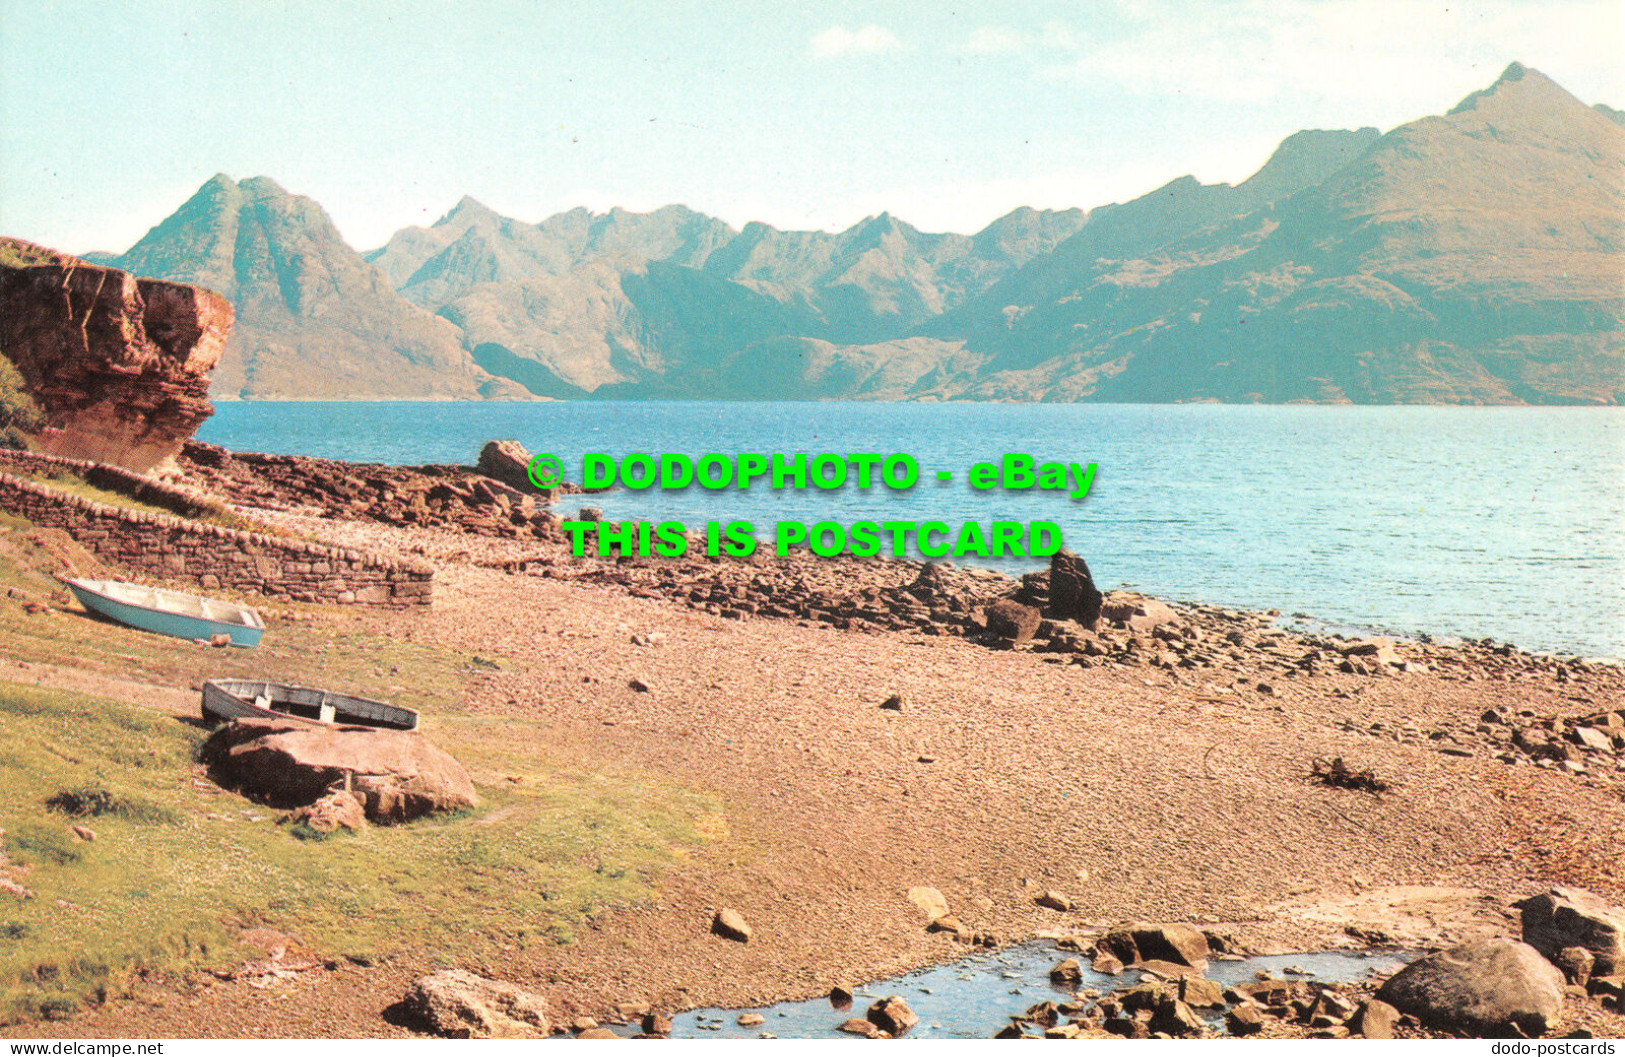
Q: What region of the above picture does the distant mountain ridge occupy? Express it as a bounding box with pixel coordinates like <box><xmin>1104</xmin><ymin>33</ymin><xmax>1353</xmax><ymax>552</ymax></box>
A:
<box><xmin>109</xmin><ymin>175</ymin><xmax>523</xmax><ymax>399</ymax></box>
<box><xmin>91</xmin><ymin>62</ymin><xmax>1623</xmax><ymax>404</ymax></box>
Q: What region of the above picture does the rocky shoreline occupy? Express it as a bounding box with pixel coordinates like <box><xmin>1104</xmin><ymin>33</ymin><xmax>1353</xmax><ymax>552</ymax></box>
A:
<box><xmin>179</xmin><ymin>441</ymin><xmax>1625</xmax><ymax>796</ymax></box>
<box><xmin>5</xmin><ymin>439</ymin><xmax>1621</xmax><ymax>1039</ymax></box>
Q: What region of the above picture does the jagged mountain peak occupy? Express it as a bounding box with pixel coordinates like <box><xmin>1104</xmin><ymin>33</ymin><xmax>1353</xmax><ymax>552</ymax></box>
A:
<box><xmin>237</xmin><ymin>175</ymin><xmax>293</xmax><ymax>200</ymax></box>
<box><xmin>1447</xmin><ymin>61</ymin><xmax>1585</xmax><ymax>117</ymax></box>
<box><xmin>436</xmin><ymin>195</ymin><xmax>502</xmax><ymax>227</ymax></box>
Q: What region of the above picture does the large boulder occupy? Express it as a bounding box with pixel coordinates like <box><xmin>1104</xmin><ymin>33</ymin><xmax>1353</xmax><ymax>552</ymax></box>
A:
<box><xmin>1376</xmin><ymin>937</ymin><xmax>1565</xmax><ymax>1036</ymax></box>
<box><xmin>1516</xmin><ymin>887</ymin><xmax>1625</xmax><ymax>975</ymax></box>
<box><xmin>478</xmin><ymin>439</ymin><xmax>554</xmax><ymax>495</ymax></box>
<box><xmin>201</xmin><ymin>718</ymin><xmax>477</xmax><ymax>823</ymax></box>
<box><xmin>1098</xmin><ymin>923</ymin><xmax>1210</xmax><ymax>970</ymax></box>
<box><xmin>1048</xmin><ymin>551</ymin><xmax>1103</xmax><ymax>629</ymax></box>
<box><xmin>404</xmin><ymin>969</ymin><xmax>550</xmax><ymax>1038</ymax></box>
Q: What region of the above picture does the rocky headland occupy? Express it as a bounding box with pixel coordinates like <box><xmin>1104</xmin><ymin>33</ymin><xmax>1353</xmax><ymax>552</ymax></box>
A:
<box><xmin>0</xmin><ymin>238</ymin><xmax>232</xmax><ymax>472</ymax></box>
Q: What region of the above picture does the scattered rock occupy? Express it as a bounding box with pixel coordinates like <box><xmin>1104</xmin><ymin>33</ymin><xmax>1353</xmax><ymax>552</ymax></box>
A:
<box><xmin>208</xmin><ymin>633</ymin><xmax>232</xmax><ymax>647</ymax></box>
<box><xmin>1226</xmin><ymin>1002</ymin><xmax>1264</xmax><ymax>1035</ymax></box>
<box><xmin>69</xmin><ymin>824</ymin><xmax>95</xmax><ymax>842</ymax></box>
<box><xmin>880</xmin><ymin>694</ymin><xmax>905</xmax><ymax>711</ymax></box>
<box><xmin>1035</xmin><ymin>890</ymin><xmax>1073</xmax><ymax>912</ymax></box>
<box><xmin>1099</xmin><ymin>923</ymin><xmax>1210</xmax><ymax>969</ymax></box>
<box><xmin>576</xmin><ymin>1027</ymin><xmax>618</xmax><ymax>1039</ymax></box>
<box><xmin>640</xmin><ymin>1011</ymin><xmax>672</xmax><ymax>1035</ymax></box>
<box><xmin>1351</xmin><ymin>998</ymin><xmax>1401</xmax><ymax>1039</ymax></box>
<box><xmin>1376</xmin><ymin>937</ymin><xmax>1566</xmax><ymax>1036</ymax></box>
<box><xmin>866</xmin><ymin>995</ymin><xmax>918</xmax><ymax>1036</ymax></box>
<box><xmin>1091</xmin><ymin>951</ymin><xmax>1125</xmax><ymax>975</ymax></box>
<box><xmin>712</xmin><ymin>907</ymin><xmax>752</xmax><ymax>943</ymax></box>
<box><xmin>1101</xmin><ymin>593</ymin><xmax>1178</xmax><ymax>633</ymax></box>
<box><xmin>829</xmin><ymin>986</ymin><xmax>854</xmax><ymax>1009</ymax></box>
<box><xmin>737</xmin><ymin>1013</ymin><xmax>765</xmax><ymax>1027</ymax></box>
<box><xmin>907</xmin><ymin>885</ymin><xmax>949</xmax><ymax>920</ymax></box>
<box><xmin>286</xmin><ymin>789</ymin><xmax>366</xmax><ymax>833</ymax></box>
<box><xmin>1342</xmin><ymin>637</ymin><xmax>1403</xmax><ymax>667</ymax></box>
<box><xmin>404</xmin><ymin>969</ymin><xmax>550</xmax><ymax>1038</ymax></box>
<box><xmin>1179</xmin><ymin>976</ymin><xmax>1225</xmax><ymax>1009</ymax></box>
<box><xmin>477</xmin><ymin>440</ymin><xmax>546</xmax><ymax>494</ymax></box>
<box><xmin>1310</xmin><ymin>756</ymin><xmax>1391</xmax><ymax>795</ymax></box>
<box><xmin>986</xmin><ymin>599</ymin><xmax>1042</xmax><ymax>647</ymax></box>
<box><xmin>628</xmin><ymin>677</ymin><xmax>651</xmax><ymax>693</ymax></box>
<box><xmin>1517</xmin><ymin>887</ymin><xmax>1625</xmax><ymax>975</ymax></box>
<box><xmin>1149</xmin><ymin>993</ymin><xmax>1204</xmax><ymax>1036</ymax></box>
<box><xmin>838</xmin><ymin>1017</ymin><xmax>881</xmax><ymax>1037</ymax></box>
<box><xmin>1051</xmin><ymin>958</ymin><xmax>1083</xmax><ymax>984</ymax></box>
<box><xmin>1555</xmin><ymin>947</ymin><xmax>1595</xmax><ymax>987</ymax></box>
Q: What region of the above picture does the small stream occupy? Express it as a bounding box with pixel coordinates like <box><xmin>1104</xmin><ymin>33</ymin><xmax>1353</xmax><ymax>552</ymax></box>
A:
<box><xmin>604</xmin><ymin>942</ymin><xmax>1414</xmax><ymax>1039</ymax></box>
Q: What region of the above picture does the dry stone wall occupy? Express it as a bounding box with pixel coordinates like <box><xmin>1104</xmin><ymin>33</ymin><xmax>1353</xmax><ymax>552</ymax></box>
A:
<box><xmin>0</xmin><ymin>450</ymin><xmax>430</xmax><ymax>607</ymax></box>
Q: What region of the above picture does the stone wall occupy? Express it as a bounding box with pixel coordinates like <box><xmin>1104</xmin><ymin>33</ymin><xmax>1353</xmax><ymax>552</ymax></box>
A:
<box><xmin>0</xmin><ymin>448</ymin><xmax>225</xmax><ymax>520</ymax></box>
<box><xmin>0</xmin><ymin>451</ymin><xmax>431</xmax><ymax>607</ymax></box>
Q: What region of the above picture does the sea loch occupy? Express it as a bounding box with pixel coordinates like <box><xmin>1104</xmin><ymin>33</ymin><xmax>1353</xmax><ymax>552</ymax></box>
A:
<box><xmin>197</xmin><ymin>400</ymin><xmax>1625</xmax><ymax>660</ymax></box>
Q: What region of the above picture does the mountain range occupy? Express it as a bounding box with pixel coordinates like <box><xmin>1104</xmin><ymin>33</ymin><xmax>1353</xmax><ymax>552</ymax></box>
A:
<box><xmin>84</xmin><ymin>63</ymin><xmax>1625</xmax><ymax>404</ymax></box>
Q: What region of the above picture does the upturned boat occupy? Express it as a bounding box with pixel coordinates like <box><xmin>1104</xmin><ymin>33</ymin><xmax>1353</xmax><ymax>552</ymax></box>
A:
<box><xmin>58</xmin><ymin>576</ymin><xmax>265</xmax><ymax>647</ymax></box>
<box><xmin>200</xmin><ymin>678</ymin><xmax>419</xmax><ymax>731</ymax></box>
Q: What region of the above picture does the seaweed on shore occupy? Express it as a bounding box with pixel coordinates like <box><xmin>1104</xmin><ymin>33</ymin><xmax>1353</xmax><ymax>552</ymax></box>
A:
<box><xmin>1309</xmin><ymin>756</ymin><xmax>1392</xmax><ymax>795</ymax></box>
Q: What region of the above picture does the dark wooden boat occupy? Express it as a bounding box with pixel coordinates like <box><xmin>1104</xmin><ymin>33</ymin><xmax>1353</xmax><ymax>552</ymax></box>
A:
<box><xmin>200</xmin><ymin>678</ymin><xmax>418</xmax><ymax>731</ymax></box>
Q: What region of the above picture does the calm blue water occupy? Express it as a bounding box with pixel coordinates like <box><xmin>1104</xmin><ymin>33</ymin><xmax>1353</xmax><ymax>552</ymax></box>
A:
<box><xmin>197</xmin><ymin>402</ymin><xmax>1625</xmax><ymax>660</ymax></box>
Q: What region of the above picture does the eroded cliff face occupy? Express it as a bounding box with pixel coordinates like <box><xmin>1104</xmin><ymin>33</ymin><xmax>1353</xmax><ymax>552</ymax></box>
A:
<box><xmin>0</xmin><ymin>237</ymin><xmax>231</xmax><ymax>472</ymax></box>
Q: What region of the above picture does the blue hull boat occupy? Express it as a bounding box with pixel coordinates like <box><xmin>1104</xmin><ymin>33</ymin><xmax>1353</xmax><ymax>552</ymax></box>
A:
<box><xmin>58</xmin><ymin>576</ymin><xmax>265</xmax><ymax>647</ymax></box>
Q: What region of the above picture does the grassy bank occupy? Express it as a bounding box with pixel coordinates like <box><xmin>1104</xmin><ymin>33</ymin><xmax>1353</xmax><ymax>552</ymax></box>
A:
<box><xmin>0</xmin><ymin>511</ymin><xmax>722</xmax><ymax>1025</ymax></box>
<box><xmin>0</xmin><ymin>679</ymin><xmax>717</xmax><ymax>1025</ymax></box>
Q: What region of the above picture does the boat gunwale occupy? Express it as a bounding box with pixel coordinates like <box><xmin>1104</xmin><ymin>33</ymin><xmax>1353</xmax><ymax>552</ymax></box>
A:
<box><xmin>57</xmin><ymin>575</ymin><xmax>266</xmax><ymax>631</ymax></box>
<box><xmin>201</xmin><ymin>677</ymin><xmax>419</xmax><ymax>731</ymax></box>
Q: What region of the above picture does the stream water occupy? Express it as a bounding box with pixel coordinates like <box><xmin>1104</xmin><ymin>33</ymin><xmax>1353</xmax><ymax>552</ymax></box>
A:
<box><xmin>592</xmin><ymin>942</ymin><xmax>1413</xmax><ymax>1039</ymax></box>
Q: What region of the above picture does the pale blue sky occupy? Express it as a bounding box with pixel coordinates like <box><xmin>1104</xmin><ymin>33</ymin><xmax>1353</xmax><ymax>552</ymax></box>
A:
<box><xmin>2</xmin><ymin>0</ymin><xmax>1620</xmax><ymax>254</ymax></box>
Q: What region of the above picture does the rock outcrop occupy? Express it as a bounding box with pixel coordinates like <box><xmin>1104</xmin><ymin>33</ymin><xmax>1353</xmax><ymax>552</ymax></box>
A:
<box><xmin>476</xmin><ymin>439</ymin><xmax>556</xmax><ymax>495</ymax></box>
<box><xmin>1376</xmin><ymin>937</ymin><xmax>1566</xmax><ymax>1036</ymax></box>
<box><xmin>1047</xmin><ymin>550</ymin><xmax>1103</xmax><ymax>628</ymax></box>
<box><xmin>0</xmin><ymin>237</ymin><xmax>231</xmax><ymax>472</ymax></box>
<box><xmin>200</xmin><ymin>717</ymin><xmax>478</xmax><ymax>823</ymax></box>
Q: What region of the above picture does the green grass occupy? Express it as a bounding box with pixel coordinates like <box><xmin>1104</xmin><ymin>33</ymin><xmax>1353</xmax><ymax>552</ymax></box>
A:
<box><xmin>0</xmin><ymin>511</ymin><xmax>723</xmax><ymax>1025</ymax></box>
<box><xmin>0</xmin><ymin>680</ymin><xmax>719</xmax><ymax>1025</ymax></box>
